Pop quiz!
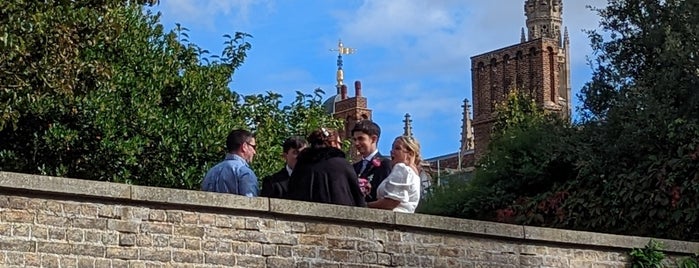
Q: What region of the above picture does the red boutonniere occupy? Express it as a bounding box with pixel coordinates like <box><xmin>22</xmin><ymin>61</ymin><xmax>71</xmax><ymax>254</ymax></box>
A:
<box><xmin>371</xmin><ymin>157</ymin><xmax>381</xmax><ymax>167</ymax></box>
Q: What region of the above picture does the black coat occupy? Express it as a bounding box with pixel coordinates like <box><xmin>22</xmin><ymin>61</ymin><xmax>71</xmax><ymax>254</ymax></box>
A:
<box><xmin>286</xmin><ymin>147</ymin><xmax>367</xmax><ymax>207</ymax></box>
<box><xmin>353</xmin><ymin>152</ymin><xmax>393</xmax><ymax>202</ymax></box>
<box><xmin>260</xmin><ymin>167</ymin><xmax>289</xmax><ymax>199</ymax></box>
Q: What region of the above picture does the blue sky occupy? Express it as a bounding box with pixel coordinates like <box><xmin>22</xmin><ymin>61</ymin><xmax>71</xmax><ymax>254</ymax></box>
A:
<box><xmin>149</xmin><ymin>0</ymin><xmax>606</xmax><ymax>158</ymax></box>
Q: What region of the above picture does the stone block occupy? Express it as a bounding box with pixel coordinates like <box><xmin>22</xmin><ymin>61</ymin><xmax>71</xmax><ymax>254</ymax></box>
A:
<box><xmin>24</xmin><ymin>253</ymin><xmax>40</xmax><ymax>267</ymax></box>
<box><xmin>298</xmin><ymin>234</ymin><xmax>326</xmax><ymax>246</ymax></box>
<box><xmin>148</xmin><ymin>210</ymin><xmax>167</xmax><ymax>222</ymax></box>
<box><xmin>263</xmin><ymin>244</ymin><xmax>277</xmax><ymax>256</ymax></box>
<box><xmin>171</xmin><ymin>249</ymin><xmax>202</xmax><ymax>263</ymax></box>
<box><xmin>140</xmin><ymin>222</ymin><xmax>172</xmax><ymax>234</ymax></box>
<box><xmin>58</xmin><ymin>258</ymin><xmax>78</xmax><ymax>268</ymax></box>
<box><xmin>40</xmin><ymin>254</ymin><xmax>60</xmax><ymax>267</ymax></box>
<box><xmin>4</xmin><ymin>252</ymin><xmax>23</xmax><ymax>265</ymax></box>
<box><xmin>12</xmin><ymin>223</ymin><xmax>30</xmax><ymax>237</ymax></box>
<box><xmin>327</xmin><ymin>237</ymin><xmax>357</xmax><ymax>250</ymax></box>
<box><xmin>71</xmin><ymin>243</ymin><xmax>106</xmax><ymax>257</ymax></box>
<box><xmin>247</xmin><ymin>242</ymin><xmax>263</xmax><ymax>255</ymax></box>
<box><xmin>37</xmin><ymin>214</ymin><xmax>69</xmax><ymax>227</ymax></box>
<box><xmin>1</xmin><ymin>210</ymin><xmax>34</xmax><ymax>223</ymax></box>
<box><xmin>0</xmin><ymin>172</ymin><xmax>131</xmax><ymax>200</ymax></box>
<box><xmin>107</xmin><ymin>220</ymin><xmax>139</xmax><ymax>233</ymax></box>
<box><xmin>131</xmin><ymin>185</ymin><xmax>268</xmax><ymax>212</ymax></box>
<box><xmin>77</xmin><ymin>257</ymin><xmax>95</xmax><ymax>268</ymax></box>
<box><xmin>174</xmin><ymin>226</ymin><xmax>205</xmax><ymax>237</ymax></box>
<box><xmin>204</xmin><ymin>252</ymin><xmax>235</xmax><ymax>265</ymax></box>
<box><xmin>267</xmin><ymin>232</ymin><xmax>298</xmax><ymax>245</ymax></box>
<box><xmin>31</xmin><ymin>225</ymin><xmax>48</xmax><ymax>239</ymax></box>
<box><xmin>71</xmin><ymin>218</ymin><xmax>107</xmax><ymax>229</ymax></box>
<box><xmin>269</xmin><ymin>198</ymin><xmax>393</xmax><ymax>224</ymax></box>
<box><xmin>182</xmin><ymin>212</ymin><xmax>199</xmax><ymax>224</ymax></box>
<box><xmin>37</xmin><ymin>241</ymin><xmax>71</xmax><ymax>255</ymax></box>
<box><xmin>106</xmin><ymin>247</ymin><xmax>138</xmax><ymax>260</ymax></box>
<box><xmin>184</xmin><ymin>238</ymin><xmax>201</xmax><ymax>250</ymax></box>
<box><xmin>139</xmin><ymin>248</ymin><xmax>171</xmax><ymax>262</ymax></box>
<box><xmin>1</xmin><ymin>239</ymin><xmax>36</xmax><ymax>252</ymax></box>
<box><xmin>357</xmin><ymin>240</ymin><xmax>383</xmax><ymax>252</ymax></box>
<box><xmin>266</xmin><ymin>257</ymin><xmax>295</xmax><ymax>268</ymax></box>
<box><xmin>66</xmin><ymin>229</ymin><xmax>84</xmax><ymax>242</ymax></box>
<box><xmin>236</xmin><ymin>255</ymin><xmax>266</xmax><ymax>268</ymax></box>
<box><xmin>292</xmin><ymin>245</ymin><xmax>318</xmax><ymax>258</ymax></box>
<box><xmin>119</xmin><ymin>233</ymin><xmax>136</xmax><ymax>246</ymax></box>
<box><xmin>395</xmin><ymin>212</ymin><xmax>524</xmax><ymax>239</ymax></box>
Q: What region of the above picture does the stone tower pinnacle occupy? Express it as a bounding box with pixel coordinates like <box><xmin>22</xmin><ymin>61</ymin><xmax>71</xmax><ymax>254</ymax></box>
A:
<box><xmin>403</xmin><ymin>113</ymin><xmax>413</xmax><ymax>137</ymax></box>
<box><xmin>460</xmin><ymin>99</ymin><xmax>474</xmax><ymax>152</ymax></box>
<box><xmin>524</xmin><ymin>0</ymin><xmax>563</xmax><ymax>41</ymax></box>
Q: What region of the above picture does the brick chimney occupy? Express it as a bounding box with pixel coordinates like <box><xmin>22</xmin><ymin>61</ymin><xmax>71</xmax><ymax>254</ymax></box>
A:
<box><xmin>354</xmin><ymin>80</ymin><xmax>362</xmax><ymax>97</ymax></box>
<box><xmin>340</xmin><ymin>84</ymin><xmax>347</xmax><ymax>100</ymax></box>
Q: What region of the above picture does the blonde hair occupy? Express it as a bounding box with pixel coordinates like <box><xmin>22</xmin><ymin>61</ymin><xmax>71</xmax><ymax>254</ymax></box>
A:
<box><xmin>394</xmin><ymin>135</ymin><xmax>422</xmax><ymax>168</ymax></box>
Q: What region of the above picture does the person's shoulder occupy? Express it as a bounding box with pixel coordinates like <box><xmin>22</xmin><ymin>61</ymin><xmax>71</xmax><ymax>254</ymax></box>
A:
<box><xmin>392</xmin><ymin>162</ymin><xmax>413</xmax><ymax>173</ymax></box>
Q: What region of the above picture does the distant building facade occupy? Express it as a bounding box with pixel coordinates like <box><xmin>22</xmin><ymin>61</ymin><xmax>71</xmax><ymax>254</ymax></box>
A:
<box><xmin>425</xmin><ymin>0</ymin><xmax>572</xmax><ymax>170</ymax></box>
<box><xmin>472</xmin><ymin>0</ymin><xmax>571</xmax><ymax>159</ymax></box>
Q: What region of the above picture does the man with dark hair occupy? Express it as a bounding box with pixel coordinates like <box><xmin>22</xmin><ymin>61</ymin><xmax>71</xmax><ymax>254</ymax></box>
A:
<box><xmin>260</xmin><ymin>137</ymin><xmax>307</xmax><ymax>198</ymax></box>
<box><xmin>201</xmin><ymin>129</ymin><xmax>259</xmax><ymax>197</ymax></box>
<box><xmin>351</xmin><ymin>120</ymin><xmax>392</xmax><ymax>202</ymax></box>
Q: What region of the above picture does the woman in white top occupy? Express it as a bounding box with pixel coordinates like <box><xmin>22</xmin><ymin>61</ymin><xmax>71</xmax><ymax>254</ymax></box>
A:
<box><xmin>368</xmin><ymin>135</ymin><xmax>422</xmax><ymax>213</ymax></box>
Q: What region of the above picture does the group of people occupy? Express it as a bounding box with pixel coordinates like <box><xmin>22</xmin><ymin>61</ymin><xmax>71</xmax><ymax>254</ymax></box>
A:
<box><xmin>200</xmin><ymin>120</ymin><xmax>423</xmax><ymax>213</ymax></box>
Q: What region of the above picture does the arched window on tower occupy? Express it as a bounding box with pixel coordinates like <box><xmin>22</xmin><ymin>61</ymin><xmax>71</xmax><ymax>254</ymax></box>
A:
<box><xmin>489</xmin><ymin>58</ymin><xmax>498</xmax><ymax>112</ymax></box>
<box><xmin>528</xmin><ymin>47</ymin><xmax>537</xmax><ymax>98</ymax></box>
<box><xmin>477</xmin><ymin>62</ymin><xmax>486</xmax><ymax>114</ymax></box>
<box><xmin>516</xmin><ymin>51</ymin><xmax>524</xmax><ymax>90</ymax></box>
<box><xmin>503</xmin><ymin>54</ymin><xmax>511</xmax><ymax>98</ymax></box>
<box><xmin>547</xmin><ymin>46</ymin><xmax>556</xmax><ymax>102</ymax></box>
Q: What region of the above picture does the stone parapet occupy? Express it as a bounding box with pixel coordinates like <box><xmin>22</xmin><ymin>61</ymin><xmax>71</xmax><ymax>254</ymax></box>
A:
<box><xmin>1</xmin><ymin>171</ymin><xmax>697</xmax><ymax>267</ymax></box>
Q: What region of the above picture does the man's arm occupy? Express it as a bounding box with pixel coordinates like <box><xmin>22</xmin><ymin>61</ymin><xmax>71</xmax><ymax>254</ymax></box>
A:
<box><xmin>238</xmin><ymin>167</ymin><xmax>259</xmax><ymax>197</ymax></box>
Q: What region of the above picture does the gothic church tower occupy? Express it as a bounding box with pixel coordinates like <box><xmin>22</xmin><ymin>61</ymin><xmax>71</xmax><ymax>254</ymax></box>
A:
<box><xmin>470</xmin><ymin>0</ymin><xmax>571</xmax><ymax>159</ymax></box>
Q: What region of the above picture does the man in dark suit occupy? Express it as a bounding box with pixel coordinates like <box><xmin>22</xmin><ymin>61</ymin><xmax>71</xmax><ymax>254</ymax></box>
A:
<box><xmin>351</xmin><ymin>120</ymin><xmax>392</xmax><ymax>202</ymax></box>
<box><xmin>260</xmin><ymin>137</ymin><xmax>307</xmax><ymax>198</ymax></box>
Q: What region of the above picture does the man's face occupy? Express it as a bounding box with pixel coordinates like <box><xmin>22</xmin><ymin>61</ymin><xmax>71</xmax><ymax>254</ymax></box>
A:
<box><xmin>243</xmin><ymin>138</ymin><xmax>257</xmax><ymax>162</ymax></box>
<box><xmin>283</xmin><ymin>146</ymin><xmax>305</xmax><ymax>169</ymax></box>
<box><xmin>352</xmin><ymin>132</ymin><xmax>378</xmax><ymax>157</ymax></box>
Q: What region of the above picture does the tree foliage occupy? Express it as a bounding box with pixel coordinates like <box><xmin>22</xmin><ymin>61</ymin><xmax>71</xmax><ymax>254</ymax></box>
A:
<box><xmin>0</xmin><ymin>0</ymin><xmax>341</xmax><ymax>189</ymax></box>
<box><xmin>420</xmin><ymin>0</ymin><xmax>699</xmax><ymax>241</ymax></box>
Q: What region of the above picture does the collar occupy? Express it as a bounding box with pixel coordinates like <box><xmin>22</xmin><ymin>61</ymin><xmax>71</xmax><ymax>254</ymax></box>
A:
<box><xmin>362</xmin><ymin>149</ymin><xmax>379</xmax><ymax>161</ymax></box>
<box><xmin>224</xmin><ymin>153</ymin><xmax>248</xmax><ymax>166</ymax></box>
<box><xmin>285</xmin><ymin>165</ymin><xmax>293</xmax><ymax>176</ymax></box>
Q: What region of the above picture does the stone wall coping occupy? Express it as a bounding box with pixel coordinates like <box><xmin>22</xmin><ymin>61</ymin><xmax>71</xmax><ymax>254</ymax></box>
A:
<box><xmin>1</xmin><ymin>171</ymin><xmax>698</xmax><ymax>254</ymax></box>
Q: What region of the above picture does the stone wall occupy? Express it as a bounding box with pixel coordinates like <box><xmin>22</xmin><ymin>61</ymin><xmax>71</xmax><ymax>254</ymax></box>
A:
<box><xmin>1</xmin><ymin>172</ymin><xmax>697</xmax><ymax>268</ymax></box>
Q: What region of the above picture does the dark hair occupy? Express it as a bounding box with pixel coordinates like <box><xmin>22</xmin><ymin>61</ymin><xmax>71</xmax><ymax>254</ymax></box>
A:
<box><xmin>351</xmin><ymin>120</ymin><xmax>381</xmax><ymax>139</ymax></box>
<box><xmin>282</xmin><ymin>136</ymin><xmax>307</xmax><ymax>153</ymax></box>
<box><xmin>307</xmin><ymin>128</ymin><xmax>339</xmax><ymax>149</ymax></box>
<box><xmin>226</xmin><ymin>129</ymin><xmax>254</xmax><ymax>152</ymax></box>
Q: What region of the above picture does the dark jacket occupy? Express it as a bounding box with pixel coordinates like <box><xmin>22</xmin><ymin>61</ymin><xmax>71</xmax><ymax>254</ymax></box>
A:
<box><xmin>354</xmin><ymin>152</ymin><xmax>393</xmax><ymax>202</ymax></box>
<box><xmin>286</xmin><ymin>147</ymin><xmax>366</xmax><ymax>207</ymax></box>
<box><xmin>260</xmin><ymin>167</ymin><xmax>290</xmax><ymax>199</ymax></box>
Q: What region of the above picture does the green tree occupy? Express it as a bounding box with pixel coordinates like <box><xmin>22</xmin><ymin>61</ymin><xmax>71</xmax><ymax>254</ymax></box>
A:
<box><xmin>0</xmin><ymin>0</ymin><xmax>341</xmax><ymax>190</ymax></box>
<box><xmin>418</xmin><ymin>90</ymin><xmax>575</xmax><ymax>222</ymax></box>
<box><xmin>556</xmin><ymin>0</ymin><xmax>699</xmax><ymax>240</ymax></box>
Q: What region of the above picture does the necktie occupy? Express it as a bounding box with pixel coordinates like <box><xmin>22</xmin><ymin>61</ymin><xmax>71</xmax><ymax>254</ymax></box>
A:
<box><xmin>359</xmin><ymin>159</ymin><xmax>370</xmax><ymax>175</ymax></box>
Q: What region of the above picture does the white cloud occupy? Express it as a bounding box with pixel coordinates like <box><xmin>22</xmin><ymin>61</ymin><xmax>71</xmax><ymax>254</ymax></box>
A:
<box><xmin>337</xmin><ymin>0</ymin><xmax>605</xmax><ymax>78</ymax></box>
<box><xmin>154</xmin><ymin>0</ymin><xmax>275</xmax><ymax>31</ymax></box>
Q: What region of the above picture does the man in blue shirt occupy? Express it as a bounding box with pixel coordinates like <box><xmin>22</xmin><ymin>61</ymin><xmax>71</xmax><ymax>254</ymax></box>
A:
<box><xmin>201</xmin><ymin>129</ymin><xmax>259</xmax><ymax>197</ymax></box>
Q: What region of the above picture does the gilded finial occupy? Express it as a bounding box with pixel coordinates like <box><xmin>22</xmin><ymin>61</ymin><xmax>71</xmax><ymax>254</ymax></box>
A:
<box><xmin>330</xmin><ymin>39</ymin><xmax>356</xmax><ymax>92</ymax></box>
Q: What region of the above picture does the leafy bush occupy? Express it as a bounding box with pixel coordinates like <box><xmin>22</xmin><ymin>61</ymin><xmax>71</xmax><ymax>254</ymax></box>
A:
<box><xmin>0</xmin><ymin>0</ymin><xmax>341</xmax><ymax>189</ymax></box>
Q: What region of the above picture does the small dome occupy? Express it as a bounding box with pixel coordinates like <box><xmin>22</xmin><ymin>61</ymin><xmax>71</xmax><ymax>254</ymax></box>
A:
<box><xmin>322</xmin><ymin>94</ymin><xmax>342</xmax><ymax>114</ymax></box>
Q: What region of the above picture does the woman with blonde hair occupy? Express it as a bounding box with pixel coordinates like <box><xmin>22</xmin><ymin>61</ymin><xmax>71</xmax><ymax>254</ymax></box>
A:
<box><xmin>285</xmin><ymin>128</ymin><xmax>366</xmax><ymax>207</ymax></box>
<box><xmin>368</xmin><ymin>135</ymin><xmax>422</xmax><ymax>213</ymax></box>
